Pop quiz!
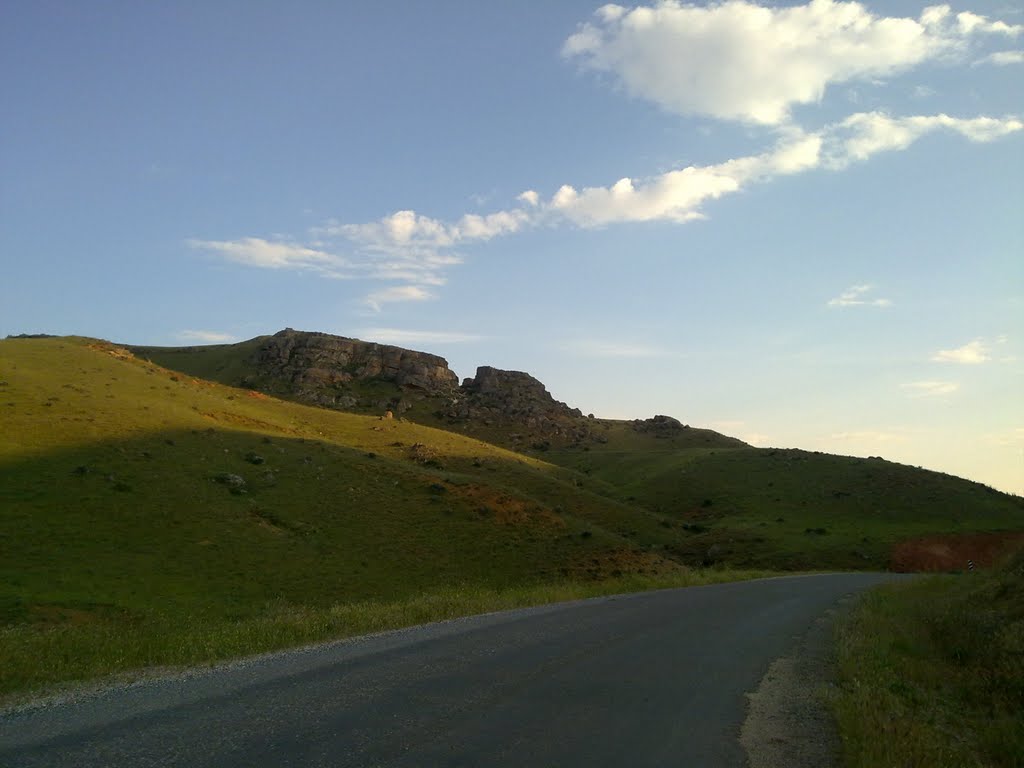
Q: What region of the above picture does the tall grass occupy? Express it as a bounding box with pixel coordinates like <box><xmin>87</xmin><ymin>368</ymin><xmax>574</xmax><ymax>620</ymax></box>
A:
<box><xmin>832</xmin><ymin>549</ymin><xmax>1024</xmax><ymax>767</ymax></box>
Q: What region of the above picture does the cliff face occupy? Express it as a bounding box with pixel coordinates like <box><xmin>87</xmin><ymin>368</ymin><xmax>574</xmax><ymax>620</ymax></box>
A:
<box><xmin>244</xmin><ymin>329</ymin><xmax>459</xmax><ymax>407</ymax></box>
<box><xmin>443</xmin><ymin>365</ymin><xmax>590</xmax><ymax>442</ymax></box>
<box><xmin>248</xmin><ymin>332</ymin><xmax>589</xmax><ymax>439</ymax></box>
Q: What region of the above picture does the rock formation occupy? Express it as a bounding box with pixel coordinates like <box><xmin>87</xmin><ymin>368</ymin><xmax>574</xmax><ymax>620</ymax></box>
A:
<box><xmin>442</xmin><ymin>366</ymin><xmax>590</xmax><ymax>443</ymax></box>
<box><xmin>242</xmin><ymin>329</ymin><xmax>459</xmax><ymax>407</ymax></box>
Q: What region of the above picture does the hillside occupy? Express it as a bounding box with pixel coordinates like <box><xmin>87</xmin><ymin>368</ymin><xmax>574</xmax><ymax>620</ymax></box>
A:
<box><xmin>131</xmin><ymin>329</ymin><xmax>1024</xmax><ymax>571</ymax></box>
<box><xmin>2</xmin><ymin>333</ymin><xmax>1023</xmax><ymax>696</ymax></box>
<box><xmin>130</xmin><ymin>328</ymin><xmax>746</xmax><ymax>453</ymax></box>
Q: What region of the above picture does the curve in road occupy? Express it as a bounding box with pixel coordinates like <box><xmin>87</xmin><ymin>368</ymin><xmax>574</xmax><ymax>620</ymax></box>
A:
<box><xmin>0</xmin><ymin>573</ymin><xmax>904</xmax><ymax>767</ymax></box>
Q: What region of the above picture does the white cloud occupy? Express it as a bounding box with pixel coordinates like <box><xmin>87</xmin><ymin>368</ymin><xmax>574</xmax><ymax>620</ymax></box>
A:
<box><xmin>517</xmin><ymin>190</ymin><xmax>540</xmax><ymax>207</ymax></box>
<box><xmin>364</xmin><ymin>285</ymin><xmax>435</xmax><ymax>312</ymax></box>
<box><xmin>176</xmin><ymin>330</ymin><xmax>238</xmax><ymax>344</ymax></box>
<box><xmin>564</xmin><ymin>340</ymin><xmax>668</xmax><ymax>358</ymax></box>
<box><xmin>191</xmin><ymin>110</ymin><xmax>1020</xmax><ymax>311</ymax></box>
<box><xmin>975</xmin><ymin>49</ymin><xmax>1024</xmax><ymax>65</ymax></box>
<box><xmin>823</xmin><ymin>112</ymin><xmax>1024</xmax><ymax>168</ymax></box>
<box><xmin>188</xmin><ymin>237</ymin><xmax>345</xmax><ymax>275</ymax></box>
<box><xmin>337</xmin><ymin>208</ymin><xmax>530</xmax><ymax>254</ymax></box>
<box><xmin>563</xmin><ymin>0</ymin><xmax>1022</xmax><ymax>125</ymax></box>
<box><xmin>827</xmin><ymin>284</ymin><xmax>892</xmax><ymax>307</ymax></box>
<box><xmin>353</xmin><ymin>328</ymin><xmax>484</xmax><ymax>345</ymax></box>
<box><xmin>932</xmin><ymin>339</ymin><xmax>991</xmax><ymax>364</ymax></box>
<box><xmin>901</xmin><ymin>380</ymin><xmax>960</xmax><ymax>397</ymax></box>
<box><xmin>530</xmin><ymin>111</ymin><xmax>1019</xmax><ymax>228</ymax></box>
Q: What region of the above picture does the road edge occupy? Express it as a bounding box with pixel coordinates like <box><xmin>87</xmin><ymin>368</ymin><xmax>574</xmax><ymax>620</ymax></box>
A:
<box><xmin>740</xmin><ymin>595</ymin><xmax>855</xmax><ymax>768</ymax></box>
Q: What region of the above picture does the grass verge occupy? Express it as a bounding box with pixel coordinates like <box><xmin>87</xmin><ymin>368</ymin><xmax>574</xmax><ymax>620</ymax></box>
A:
<box><xmin>832</xmin><ymin>549</ymin><xmax>1024</xmax><ymax>767</ymax></box>
<box><xmin>1</xmin><ymin>568</ymin><xmax>771</xmax><ymax>708</ymax></box>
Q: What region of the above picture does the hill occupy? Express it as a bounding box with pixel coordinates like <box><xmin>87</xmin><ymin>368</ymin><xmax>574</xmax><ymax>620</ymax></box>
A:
<box><xmin>2</xmin><ymin>333</ymin><xmax>1023</xmax><ymax>697</ymax></box>
<box><xmin>131</xmin><ymin>329</ymin><xmax>1024</xmax><ymax>571</ymax></box>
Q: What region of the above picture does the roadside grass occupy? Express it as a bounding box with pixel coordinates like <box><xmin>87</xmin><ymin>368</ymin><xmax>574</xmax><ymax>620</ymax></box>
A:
<box><xmin>833</xmin><ymin>548</ymin><xmax>1024</xmax><ymax>767</ymax></box>
<box><xmin>0</xmin><ymin>568</ymin><xmax>772</xmax><ymax>705</ymax></box>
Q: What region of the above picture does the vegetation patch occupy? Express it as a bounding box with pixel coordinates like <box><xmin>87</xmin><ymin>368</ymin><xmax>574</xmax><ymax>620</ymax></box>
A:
<box><xmin>833</xmin><ymin>548</ymin><xmax>1024</xmax><ymax>767</ymax></box>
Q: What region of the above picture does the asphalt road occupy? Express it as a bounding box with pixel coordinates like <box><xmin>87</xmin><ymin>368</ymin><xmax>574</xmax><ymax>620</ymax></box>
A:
<box><xmin>0</xmin><ymin>573</ymin><xmax>902</xmax><ymax>767</ymax></box>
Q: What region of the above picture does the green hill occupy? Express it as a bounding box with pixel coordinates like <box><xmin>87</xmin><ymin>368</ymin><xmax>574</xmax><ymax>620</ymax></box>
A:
<box><xmin>130</xmin><ymin>329</ymin><xmax>1024</xmax><ymax>572</ymax></box>
<box><xmin>2</xmin><ymin>333</ymin><xmax>1022</xmax><ymax>698</ymax></box>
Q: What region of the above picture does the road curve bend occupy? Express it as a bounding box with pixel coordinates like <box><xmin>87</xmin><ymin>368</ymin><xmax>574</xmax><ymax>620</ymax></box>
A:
<box><xmin>0</xmin><ymin>573</ymin><xmax>903</xmax><ymax>767</ymax></box>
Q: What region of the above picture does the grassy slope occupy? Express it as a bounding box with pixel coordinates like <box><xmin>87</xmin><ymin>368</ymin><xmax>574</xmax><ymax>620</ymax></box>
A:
<box><xmin>833</xmin><ymin>549</ymin><xmax>1024</xmax><ymax>767</ymax></box>
<box><xmin>6</xmin><ymin>336</ymin><xmax>1022</xmax><ymax>701</ymax></box>
<box><xmin>134</xmin><ymin>336</ymin><xmax>1024</xmax><ymax>571</ymax></box>
<box><xmin>547</xmin><ymin>434</ymin><xmax>1024</xmax><ymax>570</ymax></box>
<box><xmin>3</xmin><ymin>336</ymin><xmax>752</xmax><ymax>697</ymax></box>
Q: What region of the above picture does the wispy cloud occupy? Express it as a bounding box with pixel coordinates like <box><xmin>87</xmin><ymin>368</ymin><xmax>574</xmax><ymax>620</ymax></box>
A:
<box><xmin>902</xmin><ymin>380</ymin><xmax>960</xmax><ymax>397</ymax></box>
<box><xmin>563</xmin><ymin>0</ymin><xmax>1022</xmax><ymax>126</ymax></box>
<box><xmin>974</xmin><ymin>49</ymin><xmax>1024</xmax><ymax>65</ymax></box>
<box><xmin>187</xmin><ymin>238</ymin><xmax>347</xmax><ymax>276</ymax></box>
<box><xmin>363</xmin><ymin>285</ymin><xmax>435</xmax><ymax>313</ymax></box>
<box><xmin>932</xmin><ymin>338</ymin><xmax>991</xmax><ymax>364</ymax></box>
<box><xmin>176</xmin><ymin>330</ymin><xmax>238</xmax><ymax>344</ymax></box>
<box><xmin>353</xmin><ymin>328</ymin><xmax>484</xmax><ymax>345</ymax></box>
<box><xmin>563</xmin><ymin>340</ymin><xmax>669</xmax><ymax>358</ymax></box>
<box><xmin>827</xmin><ymin>284</ymin><xmax>892</xmax><ymax>308</ymax></box>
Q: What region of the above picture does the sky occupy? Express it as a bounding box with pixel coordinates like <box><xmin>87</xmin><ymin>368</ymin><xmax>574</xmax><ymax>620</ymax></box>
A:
<box><xmin>2</xmin><ymin>0</ymin><xmax>1022</xmax><ymax>494</ymax></box>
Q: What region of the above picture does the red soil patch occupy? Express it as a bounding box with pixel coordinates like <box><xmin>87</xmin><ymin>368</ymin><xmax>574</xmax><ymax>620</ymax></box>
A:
<box><xmin>568</xmin><ymin>548</ymin><xmax>685</xmax><ymax>581</ymax></box>
<box><xmin>890</xmin><ymin>531</ymin><xmax>1024</xmax><ymax>572</ymax></box>
<box><xmin>447</xmin><ymin>484</ymin><xmax>566</xmax><ymax>528</ymax></box>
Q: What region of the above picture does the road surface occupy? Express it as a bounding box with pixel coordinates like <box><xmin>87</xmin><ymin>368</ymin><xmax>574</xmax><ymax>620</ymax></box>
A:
<box><xmin>0</xmin><ymin>573</ymin><xmax>902</xmax><ymax>767</ymax></box>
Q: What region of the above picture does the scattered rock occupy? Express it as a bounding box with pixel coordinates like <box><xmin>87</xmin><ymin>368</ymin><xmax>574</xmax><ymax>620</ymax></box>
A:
<box><xmin>632</xmin><ymin>415</ymin><xmax>684</xmax><ymax>436</ymax></box>
<box><xmin>244</xmin><ymin>452</ymin><xmax>265</xmax><ymax>465</ymax></box>
<box><xmin>214</xmin><ymin>473</ymin><xmax>246</xmax><ymax>489</ymax></box>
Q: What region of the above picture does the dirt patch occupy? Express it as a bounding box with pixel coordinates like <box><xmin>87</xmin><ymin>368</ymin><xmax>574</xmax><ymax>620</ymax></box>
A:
<box><xmin>449</xmin><ymin>484</ymin><xmax>566</xmax><ymax>528</ymax></box>
<box><xmin>87</xmin><ymin>343</ymin><xmax>134</xmax><ymax>361</ymax></box>
<box><xmin>567</xmin><ymin>548</ymin><xmax>684</xmax><ymax>580</ymax></box>
<box><xmin>741</xmin><ymin>602</ymin><xmax>845</xmax><ymax>768</ymax></box>
<box><xmin>890</xmin><ymin>531</ymin><xmax>1024</xmax><ymax>572</ymax></box>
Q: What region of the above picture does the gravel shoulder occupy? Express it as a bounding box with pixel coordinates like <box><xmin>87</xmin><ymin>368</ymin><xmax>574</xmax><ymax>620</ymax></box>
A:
<box><xmin>741</xmin><ymin>596</ymin><xmax>855</xmax><ymax>768</ymax></box>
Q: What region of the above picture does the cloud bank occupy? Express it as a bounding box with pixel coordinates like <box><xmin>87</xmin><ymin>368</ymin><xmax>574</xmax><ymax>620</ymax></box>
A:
<box><xmin>563</xmin><ymin>0</ymin><xmax>1022</xmax><ymax>125</ymax></box>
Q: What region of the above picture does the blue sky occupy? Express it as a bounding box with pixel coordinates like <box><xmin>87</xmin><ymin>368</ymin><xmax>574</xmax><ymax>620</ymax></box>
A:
<box><xmin>2</xmin><ymin>0</ymin><xmax>1022</xmax><ymax>494</ymax></box>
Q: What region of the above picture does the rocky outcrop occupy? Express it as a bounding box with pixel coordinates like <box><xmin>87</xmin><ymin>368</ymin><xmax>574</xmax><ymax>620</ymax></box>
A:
<box><xmin>633</xmin><ymin>414</ymin><xmax>687</xmax><ymax>436</ymax></box>
<box><xmin>442</xmin><ymin>366</ymin><xmax>590</xmax><ymax>442</ymax></box>
<box><xmin>243</xmin><ymin>329</ymin><xmax>459</xmax><ymax>407</ymax></box>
